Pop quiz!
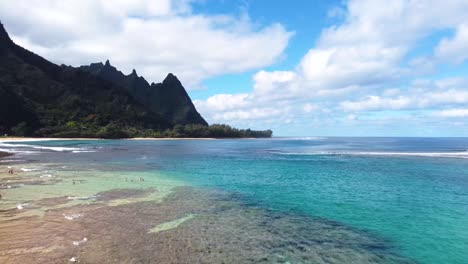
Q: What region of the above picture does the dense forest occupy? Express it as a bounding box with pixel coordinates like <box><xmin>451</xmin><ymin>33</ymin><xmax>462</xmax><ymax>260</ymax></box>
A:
<box><xmin>0</xmin><ymin>22</ymin><xmax>272</xmax><ymax>139</ymax></box>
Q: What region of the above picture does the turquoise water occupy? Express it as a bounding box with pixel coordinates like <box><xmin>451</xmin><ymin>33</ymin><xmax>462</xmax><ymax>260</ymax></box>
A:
<box><xmin>2</xmin><ymin>137</ymin><xmax>468</xmax><ymax>263</ymax></box>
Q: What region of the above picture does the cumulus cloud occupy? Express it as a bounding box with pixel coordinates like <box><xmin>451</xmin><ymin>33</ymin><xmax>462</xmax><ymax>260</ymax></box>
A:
<box><xmin>197</xmin><ymin>93</ymin><xmax>249</xmax><ymax>112</ymax></box>
<box><xmin>0</xmin><ymin>0</ymin><xmax>293</xmax><ymax>87</ymax></box>
<box><xmin>257</xmin><ymin>0</ymin><xmax>468</xmax><ymax>95</ymax></box>
<box><xmin>433</xmin><ymin>109</ymin><xmax>468</xmax><ymax>118</ymax></box>
<box><xmin>2</xmin><ymin>0</ymin><xmax>467</xmax><ymax>134</ymax></box>
<box><xmin>252</xmin><ymin>70</ymin><xmax>299</xmax><ymax>98</ymax></box>
<box><xmin>194</xmin><ymin>93</ymin><xmax>293</xmax><ymax>127</ymax></box>
<box><xmin>435</xmin><ymin>23</ymin><xmax>468</xmax><ymax>64</ymax></box>
<box><xmin>303</xmin><ymin>103</ymin><xmax>317</xmax><ymax>113</ymax></box>
<box><xmin>341</xmin><ymin>96</ymin><xmax>412</xmax><ymax>112</ymax></box>
<box><xmin>277</xmin><ymin>0</ymin><xmax>468</xmax><ymax>94</ymax></box>
<box><xmin>341</xmin><ymin>78</ymin><xmax>468</xmax><ymax>112</ymax></box>
<box><xmin>195</xmin><ymin>0</ymin><xmax>468</xmax><ymax>133</ymax></box>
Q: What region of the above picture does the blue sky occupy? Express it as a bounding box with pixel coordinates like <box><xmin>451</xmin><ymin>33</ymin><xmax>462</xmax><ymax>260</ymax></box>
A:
<box><xmin>1</xmin><ymin>0</ymin><xmax>468</xmax><ymax>136</ymax></box>
<box><xmin>190</xmin><ymin>0</ymin><xmax>337</xmax><ymax>97</ymax></box>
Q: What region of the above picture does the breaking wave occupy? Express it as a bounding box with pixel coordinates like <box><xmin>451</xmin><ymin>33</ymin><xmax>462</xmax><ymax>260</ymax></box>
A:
<box><xmin>0</xmin><ymin>142</ymin><xmax>96</xmax><ymax>154</ymax></box>
<box><xmin>275</xmin><ymin>150</ymin><xmax>468</xmax><ymax>159</ymax></box>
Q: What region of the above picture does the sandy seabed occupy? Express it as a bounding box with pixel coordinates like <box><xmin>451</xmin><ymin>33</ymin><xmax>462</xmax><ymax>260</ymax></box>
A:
<box><xmin>0</xmin><ymin>155</ymin><xmax>415</xmax><ymax>264</ymax></box>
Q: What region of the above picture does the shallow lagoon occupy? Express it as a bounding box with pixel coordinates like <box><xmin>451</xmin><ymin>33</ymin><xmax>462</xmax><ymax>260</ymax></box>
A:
<box><xmin>1</xmin><ymin>138</ymin><xmax>467</xmax><ymax>263</ymax></box>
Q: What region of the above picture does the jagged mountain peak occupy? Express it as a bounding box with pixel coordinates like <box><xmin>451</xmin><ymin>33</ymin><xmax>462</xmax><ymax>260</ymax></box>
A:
<box><xmin>79</xmin><ymin>62</ymin><xmax>208</xmax><ymax>126</ymax></box>
<box><xmin>0</xmin><ymin>21</ymin><xmax>14</xmax><ymax>48</ymax></box>
<box><xmin>0</xmin><ymin>23</ymin><xmax>172</xmax><ymax>137</ymax></box>
<box><xmin>0</xmin><ymin>21</ymin><xmax>9</xmax><ymax>38</ymax></box>
<box><xmin>163</xmin><ymin>73</ymin><xmax>179</xmax><ymax>83</ymax></box>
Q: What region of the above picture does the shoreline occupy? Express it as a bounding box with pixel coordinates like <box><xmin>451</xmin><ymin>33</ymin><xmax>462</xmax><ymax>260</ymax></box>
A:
<box><xmin>0</xmin><ymin>137</ymin><xmax>268</xmax><ymax>142</ymax></box>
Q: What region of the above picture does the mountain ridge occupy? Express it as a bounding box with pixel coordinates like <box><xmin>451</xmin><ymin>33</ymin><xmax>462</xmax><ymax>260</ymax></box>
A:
<box><xmin>79</xmin><ymin>60</ymin><xmax>207</xmax><ymax>126</ymax></box>
<box><xmin>0</xmin><ymin>22</ymin><xmax>272</xmax><ymax>138</ymax></box>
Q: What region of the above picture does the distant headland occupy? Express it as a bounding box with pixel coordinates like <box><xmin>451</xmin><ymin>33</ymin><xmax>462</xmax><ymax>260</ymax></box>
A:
<box><xmin>0</xmin><ymin>22</ymin><xmax>272</xmax><ymax>139</ymax></box>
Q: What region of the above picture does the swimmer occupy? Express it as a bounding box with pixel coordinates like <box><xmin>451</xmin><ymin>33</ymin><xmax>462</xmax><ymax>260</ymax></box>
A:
<box><xmin>72</xmin><ymin>179</ymin><xmax>76</xmax><ymax>185</ymax></box>
<box><xmin>0</xmin><ymin>193</ymin><xmax>2</xmax><ymax>200</ymax></box>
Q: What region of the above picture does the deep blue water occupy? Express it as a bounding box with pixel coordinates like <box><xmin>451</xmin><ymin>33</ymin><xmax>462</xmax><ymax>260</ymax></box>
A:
<box><xmin>3</xmin><ymin>137</ymin><xmax>468</xmax><ymax>263</ymax></box>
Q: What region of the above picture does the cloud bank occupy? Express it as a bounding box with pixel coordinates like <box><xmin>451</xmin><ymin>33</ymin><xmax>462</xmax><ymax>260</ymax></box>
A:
<box><xmin>195</xmin><ymin>0</ymin><xmax>468</xmax><ymax>135</ymax></box>
<box><xmin>1</xmin><ymin>0</ymin><xmax>467</xmax><ymax>135</ymax></box>
<box><xmin>0</xmin><ymin>0</ymin><xmax>292</xmax><ymax>87</ymax></box>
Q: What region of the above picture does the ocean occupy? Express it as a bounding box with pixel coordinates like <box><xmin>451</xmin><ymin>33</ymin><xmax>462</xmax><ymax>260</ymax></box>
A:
<box><xmin>0</xmin><ymin>137</ymin><xmax>467</xmax><ymax>263</ymax></box>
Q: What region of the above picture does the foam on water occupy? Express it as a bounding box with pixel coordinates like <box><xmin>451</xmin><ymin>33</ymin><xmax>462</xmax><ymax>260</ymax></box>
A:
<box><xmin>16</xmin><ymin>203</ymin><xmax>29</xmax><ymax>210</ymax></box>
<box><xmin>20</xmin><ymin>168</ymin><xmax>41</xmax><ymax>172</ymax></box>
<box><xmin>274</xmin><ymin>136</ymin><xmax>326</xmax><ymax>140</ymax></box>
<box><xmin>72</xmin><ymin>237</ymin><xmax>87</xmax><ymax>246</ymax></box>
<box><xmin>67</xmin><ymin>195</ymin><xmax>97</xmax><ymax>201</ymax></box>
<box><xmin>0</xmin><ymin>147</ymin><xmax>36</xmax><ymax>154</ymax></box>
<box><xmin>148</xmin><ymin>214</ymin><xmax>196</xmax><ymax>233</ymax></box>
<box><xmin>63</xmin><ymin>213</ymin><xmax>83</xmax><ymax>220</ymax></box>
<box><xmin>0</xmin><ymin>142</ymin><xmax>95</xmax><ymax>155</ymax></box>
<box><xmin>0</xmin><ymin>159</ymin><xmax>27</xmax><ymax>163</ymax></box>
<box><xmin>274</xmin><ymin>150</ymin><xmax>468</xmax><ymax>158</ymax></box>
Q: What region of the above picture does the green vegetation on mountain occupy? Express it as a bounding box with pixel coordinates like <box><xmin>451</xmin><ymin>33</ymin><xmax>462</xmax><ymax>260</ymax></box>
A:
<box><xmin>0</xmin><ymin>22</ymin><xmax>272</xmax><ymax>138</ymax></box>
<box><xmin>79</xmin><ymin>61</ymin><xmax>207</xmax><ymax>126</ymax></box>
<box><xmin>150</xmin><ymin>124</ymin><xmax>272</xmax><ymax>138</ymax></box>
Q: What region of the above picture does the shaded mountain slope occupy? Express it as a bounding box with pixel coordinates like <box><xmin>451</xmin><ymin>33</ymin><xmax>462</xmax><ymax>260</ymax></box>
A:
<box><xmin>0</xmin><ymin>22</ymin><xmax>170</xmax><ymax>137</ymax></box>
<box><xmin>79</xmin><ymin>61</ymin><xmax>207</xmax><ymax>126</ymax></box>
<box><xmin>0</xmin><ymin>22</ymin><xmax>272</xmax><ymax>138</ymax></box>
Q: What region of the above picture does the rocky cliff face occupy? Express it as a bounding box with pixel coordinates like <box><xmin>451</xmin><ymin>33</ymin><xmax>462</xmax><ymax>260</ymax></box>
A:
<box><xmin>0</xmin><ymin>22</ymin><xmax>184</xmax><ymax>137</ymax></box>
<box><xmin>79</xmin><ymin>61</ymin><xmax>207</xmax><ymax>126</ymax></box>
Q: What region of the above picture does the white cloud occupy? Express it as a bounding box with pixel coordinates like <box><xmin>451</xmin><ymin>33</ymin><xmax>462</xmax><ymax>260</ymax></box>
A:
<box><xmin>341</xmin><ymin>96</ymin><xmax>412</xmax><ymax>112</ymax></box>
<box><xmin>212</xmin><ymin>107</ymin><xmax>287</xmax><ymax>122</ymax></box>
<box><xmin>194</xmin><ymin>93</ymin><xmax>292</xmax><ymax>125</ymax></box>
<box><xmin>303</xmin><ymin>103</ymin><xmax>317</xmax><ymax>113</ymax></box>
<box><xmin>299</xmin><ymin>45</ymin><xmax>403</xmax><ymax>89</ymax></box>
<box><xmin>249</xmin><ymin>0</ymin><xmax>468</xmax><ymax>97</ymax></box>
<box><xmin>347</xmin><ymin>114</ymin><xmax>358</xmax><ymax>121</ymax></box>
<box><xmin>435</xmin><ymin>23</ymin><xmax>468</xmax><ymax>64</ymax></box>
<box><xmin>3</xmin><ymin>0</ymin><xmax>467</xmax><ymax>134</ymax></box>
<box><xmin>195</xmin><ymin>93</ymin><xmax>249</xmax><ymax>112</ymax></box>
<box><xmin>433</xmin><ymin>109</ymin><xmax>468</xmax><ymax>118</ymax></box>
<box><xmin>0</xmin><ymin>0</ymin><xmax>292</xmax><ymax>88</ymax></box>
<box><xmin>340</xmin><ymin>79</ymin><xmax>468</xmax><ymax>112</ymax></box>
<box><xmin>194</xmin><ymin>1</ymin><xmax>468</xmax><ymax>133</ymax></box>
<box><xmin>252</xmin><ymin>70</ymin><xmax>299</xmax><ymax>97</ymax></box>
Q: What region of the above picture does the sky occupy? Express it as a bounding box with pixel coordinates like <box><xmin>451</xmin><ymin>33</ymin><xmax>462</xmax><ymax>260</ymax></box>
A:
<box><xmin>1</xmin><ymin>0</ymin><xmax>468</xmax><ymax>136</ymax></box>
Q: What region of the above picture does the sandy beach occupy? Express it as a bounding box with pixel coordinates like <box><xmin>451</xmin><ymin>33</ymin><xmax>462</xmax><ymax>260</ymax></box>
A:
<box><xmin>0</xmin><ymin>137</ymin><xmax>216</xmax><ymax>143</ymax></box>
